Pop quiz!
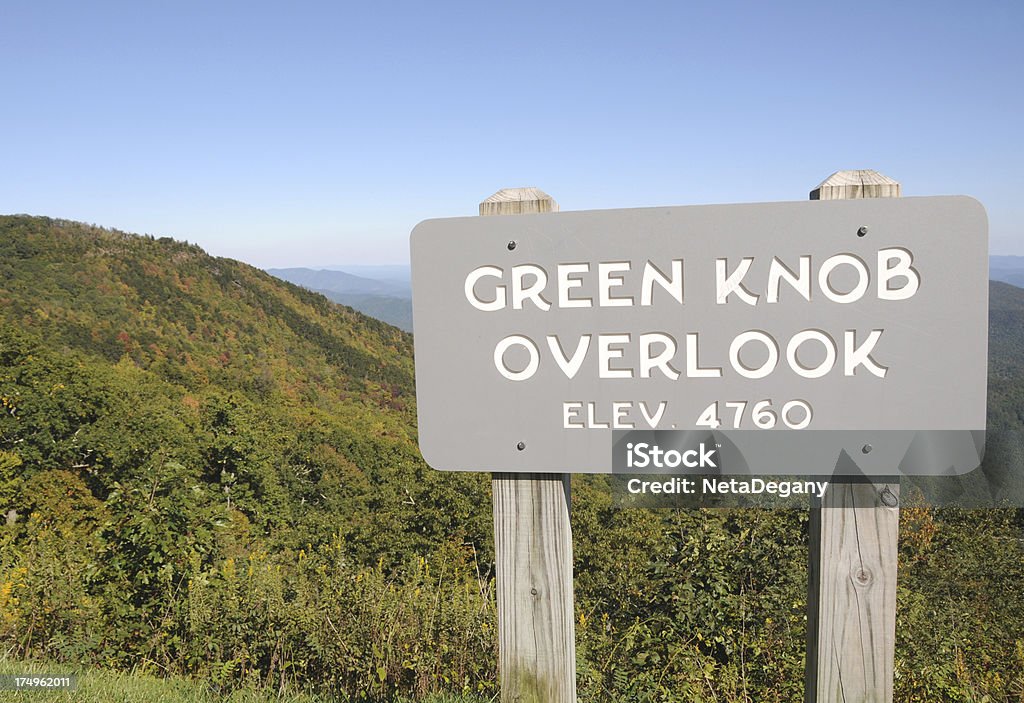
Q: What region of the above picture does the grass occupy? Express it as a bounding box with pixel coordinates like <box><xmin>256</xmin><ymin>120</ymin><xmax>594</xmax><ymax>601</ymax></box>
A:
<box><xmin>0</xmin><ymin>660</ymin><xmax>492</xmax><ymax>703</ymax></box>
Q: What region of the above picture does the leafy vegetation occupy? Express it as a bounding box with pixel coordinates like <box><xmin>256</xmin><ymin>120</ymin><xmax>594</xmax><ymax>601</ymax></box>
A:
<box><xmin>1</xmin><ymin>215</ymin><xmax>1022</xmax><ymax>701</ymax></box>
<box><xmin>989</xmin><ymin>282</ymin><xmax>1024</xmax><ymax>431</ymax></box>
<box><xmin>0</xmin><ymin>658</ymin><xmax>486</xmax><ymax>703</ymax></box>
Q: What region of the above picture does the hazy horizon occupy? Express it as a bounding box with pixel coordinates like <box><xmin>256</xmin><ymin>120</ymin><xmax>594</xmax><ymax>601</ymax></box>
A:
<box><xmin>3</xmin><ymin>2</ymin><xmax>1023</xmax><ymax>266</ymax></box>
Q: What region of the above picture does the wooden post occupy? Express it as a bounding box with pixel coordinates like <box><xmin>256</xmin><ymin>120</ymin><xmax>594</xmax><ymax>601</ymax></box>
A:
<box><xmin>805</xmin><ymin>170</ymin><xmax>902</xmax><ymax>703</ymax></box>
<box><xmin>480</xmin><ymin>187</ymin><xmax>577</xmax><ymax>703</ymax></box>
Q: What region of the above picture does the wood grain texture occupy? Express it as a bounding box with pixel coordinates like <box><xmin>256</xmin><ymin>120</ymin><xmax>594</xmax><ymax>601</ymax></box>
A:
<box><xmin>481</xmin><ymin>187</ymin><xmax>576</xmax><ymax>703</ymax></box>
<box><xmin>807</xmin><ymin>483</ymin><xmax>900</xmax><ymax>702</ymax></box>
<box><xmin>810</xmin><ymin>169</ymin><xmax>902</xmax><ymax>201</ymax></box>
<box><xmin>492</xmin><ymin>473</ymin><xmax>575</xmax><ymax>703</ymax></box>
<box><xmin>480</xmin><ymin>187</ymin><xmax>560</xmax><ymax>217</ymax></box>
<box><xmin>806</xmin><ymin>170</ymin><xmax>901</xmax><ymax>703</ymax></box>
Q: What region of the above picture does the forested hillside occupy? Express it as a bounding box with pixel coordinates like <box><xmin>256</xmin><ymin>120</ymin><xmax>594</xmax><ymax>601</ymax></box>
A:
<box><xmin>1</xmin><ymin>216</ymin><xmax>1022</xmax><ymax>702</ymax></box>
<box><xmin>0</xmin><ymin>216</ymin><xmax>495</xmax><ymax>697</ymax></box>
<box><xmin>0</xmin><ymin>216</ymin><xmax>492</xmax><ymax>550</ymax></box>
<box><xmin>989</xmin><ymin>281</ymin><xmax>1024</xmax><ymax>429</ymax></box>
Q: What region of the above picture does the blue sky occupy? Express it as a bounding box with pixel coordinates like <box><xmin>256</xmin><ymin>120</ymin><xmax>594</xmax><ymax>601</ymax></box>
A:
<box><xmin>2</xmin><ymin>0</ymin><xmax>1022</xmax><ymax>267</ymax></box>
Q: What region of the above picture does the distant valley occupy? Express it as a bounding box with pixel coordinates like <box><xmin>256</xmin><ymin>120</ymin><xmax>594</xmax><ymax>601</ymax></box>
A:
<box><xmin>268</xmin><ymin>265</ymin><xmax>413</xmax><ymax>331</ymax></box>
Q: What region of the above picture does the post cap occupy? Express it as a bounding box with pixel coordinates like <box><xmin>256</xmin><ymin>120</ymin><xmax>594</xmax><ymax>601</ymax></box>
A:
<box><xmin>480</xmin><ymin>187</ymin><xmax>559</xmax><ymax>216</ymax></box>
<box><xmin>810</xmin><ymin>170</ymin><xmax>901</xmax><ymax>200</ymax></box>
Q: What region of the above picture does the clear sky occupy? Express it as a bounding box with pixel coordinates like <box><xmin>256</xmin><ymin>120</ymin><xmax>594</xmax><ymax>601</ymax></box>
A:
<box><xmin>2</xmin><ymin>0</ymin><xmax>1022</xmax><ymax>267</ymax></box>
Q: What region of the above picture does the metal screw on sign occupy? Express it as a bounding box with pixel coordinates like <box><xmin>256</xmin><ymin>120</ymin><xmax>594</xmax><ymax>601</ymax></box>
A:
<box><xmin>879</xmin><ymin>486</ymin><xmax>899</xmax><ymax>508</ymax></box>
<box><xmin>507</xmin><ymin>240</ymin><xmax>517</xmax><ymax>251</ymax></box>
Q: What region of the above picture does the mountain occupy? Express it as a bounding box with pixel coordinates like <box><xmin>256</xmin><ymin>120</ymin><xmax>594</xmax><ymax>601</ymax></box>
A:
<box><xmin>267</xmin><ymin>266</ymin><xmax>413</xmax><ymax>331</ymax></box>
<box><xmin>0</xmin><ymin>214</ymin><xmax>490</xmax><ymax>550</ymax></box>
<box><xmin>0</xmin><ymin>214</ymin><xmax>501</xmax><ymax>695</ymax></box>
<box><xmin>1</xmin><ymin>215</ymin><xmax>1022</xmax><ymax>701</ymax></box>
<box><xmin>321</xmin><ymin>264</ymin><xmax>412</xmax><ymax>293</ymax></box>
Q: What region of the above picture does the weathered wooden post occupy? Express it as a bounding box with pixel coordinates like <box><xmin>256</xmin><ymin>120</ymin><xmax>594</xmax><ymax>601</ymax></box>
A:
<box><xmin>805</xmin><ymin>169</ymin><xmax>902</xmax><ymax>703</ymax></box>
<box><xmin>479</xmin><ymin>187</ymin><xmax>577</xmax><ymax>703</ymax></box>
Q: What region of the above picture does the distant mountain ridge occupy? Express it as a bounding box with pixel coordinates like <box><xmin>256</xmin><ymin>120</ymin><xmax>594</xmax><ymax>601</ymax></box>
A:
<box><xmin>990</xmin><ymin>255</ymin><xmax>1024</xmax><ymax>289</ymax></box>
<box><xmin>268</xmin><ymin>257</ymin><xmax>1024</xmax><ymax>333</ymax></box>
<box><xmin>267</xmin><ymin>266</ymin><xmax>413</xmax><ymax>331</ymax></box>
<box><xmin>312</xmin><ymin>290</ymin><xmax>413</xmax><ymax>332</ymax></box>
<box><xmin>321</xmin><ymin>265</ymin><xmax>411</xmax><ymax>293</ymax></box>
<box><xmin>266</xmin><ymin>267</ymin><xmax>408</xmax><ymax>296</ymax></box>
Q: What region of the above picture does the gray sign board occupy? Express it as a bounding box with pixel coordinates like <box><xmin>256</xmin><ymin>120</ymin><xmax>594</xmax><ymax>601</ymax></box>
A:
<box><xmin>410</xmin><ymin>196</ymin><xmax>988</xmax><ymax>474</ymax></box>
